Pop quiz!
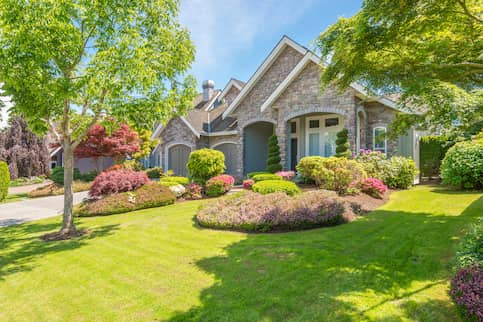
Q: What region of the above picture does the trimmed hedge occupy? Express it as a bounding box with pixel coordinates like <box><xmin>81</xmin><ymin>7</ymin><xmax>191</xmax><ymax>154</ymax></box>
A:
<box><xmin>247</xmin><ymin>171</ymin><xmax>270</xmax><ymax>178</ymax></box>
<box><xmin>252</xmin><ymin>173</ymin><xmax>282</xmax><ymax>182</ymax></box>
<box><xmin>197</xmin><ymin>190</ymin><xmax>346</xmax><ymax>232</ymax></box>
<box><xmin>335</xmin><ymin>128</ymin><xmax>351</xmax><ymax>158</ymax></box>
<box><xmin>419</xmin><ymin>135</ymin><xmax>452</xmax><ymax>178</ymax></box>
<box><xmin>441</xmin><ymin>139</ymin><xmax>483</xmax><ymax>189</ymax></box>
<box><xmin>77</xmin><ymin>183</ymin><xmax>175</xmax><ymax>216</ymax></box>
<box><xmin>159</xmin><ymin>176</ymin><xmax>189</xmax><ymax>185</ymax></box>
<box><xmin>0</xmin><ymin>161</ymin><xmax>10</xmax><ymax>201</ymax></box>
<box><xmin>50</xmin><ymin>167</ymin><xmax>81</xmax><ymax>185</ymax></box>
<box><xmin>186</xmin><ymin>149</ymin><xmax>225</xmax><ymax>183</ymax></box>
<box><xmin>252</xmin><ymin>180</ymin><xmax>300</xmax><ymax>196</ymax></box>
<box><xmin>266</xmin><ymin>135</ymin><xmax>282</xmax><ymax>173</ymax></box>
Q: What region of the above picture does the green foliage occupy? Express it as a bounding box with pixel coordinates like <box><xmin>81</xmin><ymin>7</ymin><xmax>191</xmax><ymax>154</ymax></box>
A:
<box><xmin>441</xmin><ymin>138</ymin><xmax>483</xmax><ymax>189</ymax></box>
<box><xmin>205</xmin><ymin>181</ymin><xmax>225</xmax><ymax>197</ymax></box>
<box><xmin>159</xmin><ymin>176</ymin><xmax>189</xmax><ymax>186</ymax></box>
<box><xmin>252</xmin><ymin>180</ymin><xmax>301</xmax><ymax>196</ymax></box>
<box><xmin>186</xmin><ymin>149</ymin><xmax>225</xmax><ymax>183</ymax></box>
<box><xmin>335</xmin><ymin>128</ymin><xmax>351</xmax><ymax>158</ymax></box>
<box><xmin>383</xmin><ymin>157</ymin><xmax>418</xmax><ymax>189</ymax></box>
<box><xmin>266</xmin><ymin>135</ymin><xmax>282</xmax><ymax>173</ymax></box>
<box><xmin>355</xmin><ymin>151</ymin><xmax>388</xmax><ymax>181</ymax></box>
<box><xmin>419</xmin><ymin>136</ymin><xmax>453</xmax><ymax>178</ymax></box>
<box><xmin>132</xmin><ymin>129</ymin><xmax>159</xmax><ymax>161</ymax></box>
<box><xmin>247</xmin><ymin>171</ymin><xmax>270</xmax><ymax>178</ymax></box>
<box><xmin>0</xmin><ymin>161</ymin><xmax>10</xmax><ymax>201</ymax></box>
<box><xmin>79</xmin><ymin>171</ymin><xmax>97</xmax><ymax>182</ymax></box>
<box><xmin>316</xmin><ymin>0</ymin><xmax>483</xmax><ymax>139</ymax></box>
<box><xmin>251</xmin><ymin>173</ymin><xmax>282</xmax><ymax>182</ymax></box>
<box><xmin>454</xmin><ymin>218</ymin><xmax>482</xmax><ymax>270</ymax></box>
<box><xmin>297</xmin><ymin>156</ymin><xmax>367</xmax><ymax>194</ymax></box>
<box><xmin>9</xmin><ymin>176</ymin><xmax>45</xmax><ymax>187</ymax></box>
<box><xmin>50</xmin><ymin>167</ymin><xmax>81</xmax><ymax>185</ymax></box>
<box><xmin>123</xmin><ymin>160</ymin><xmax>144</xmax><ymax>171</ymax></box>
<box><xmin>145</xmin><ymin>167</ymin><xmax>163</xmax><ymax>179</ymax></box>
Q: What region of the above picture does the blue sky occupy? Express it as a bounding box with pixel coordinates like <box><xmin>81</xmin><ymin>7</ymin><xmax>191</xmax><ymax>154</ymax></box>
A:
<box><xmin>179</xmin><ymin>0</ymin><xmax>362</xmax><ymax>91</ymax></box>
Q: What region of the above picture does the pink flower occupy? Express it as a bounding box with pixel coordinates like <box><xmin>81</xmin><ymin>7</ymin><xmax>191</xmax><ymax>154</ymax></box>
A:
<box><xmin>275</xmin><ymin>171</ymin><xmax>295</xmax><ymax>180</ymax></box>
<box><xmin>360</xmin><ymin>177</ymin><xmax>387</xmax><ymax>199</ymax></box>
<box><xmin>243</xmin><ymin>179</ymin><xmax>255</xmax><ymax>190</ymax></box>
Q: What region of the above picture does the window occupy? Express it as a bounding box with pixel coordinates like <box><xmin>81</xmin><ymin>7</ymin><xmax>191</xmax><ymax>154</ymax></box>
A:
<box><xmin>290</xmin><ymin>121</ymin><xmax>297</xmax><ymax>134</ymax></box>
<box><xmin>373</xmin><ymin>127</ymin><xmax>386</xmax><ymax>153</ymax></box>
<box><xmin>309</xmin><ymin>119</ymin><xmax>320</xmax><ymax>128</ymax></box>
<box><xmin>325</xmin><ymin>117</ymin><xmax>339</xmax><ymax>127</ymax></box>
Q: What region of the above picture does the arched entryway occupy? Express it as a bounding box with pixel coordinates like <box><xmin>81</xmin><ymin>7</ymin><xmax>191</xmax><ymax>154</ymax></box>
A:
<box><xmin>243</xmin><ymin>121</ymin><xmax>274</xmax><ymax>175</ymax></box>
<box><xmin>213</xmin><ymin>142</ymin><xmax>237</xmax><ymax>176</ymax></box>
<box><xmin>168</xmin><ymin>144</ymin><xmax>191</xmax><ymax>177</ymax></box>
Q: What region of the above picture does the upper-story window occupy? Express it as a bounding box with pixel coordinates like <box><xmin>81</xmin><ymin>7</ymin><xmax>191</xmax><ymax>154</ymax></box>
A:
<box><xmin>309</xmin><ymin>119</ymin><xmax>320</xmax><ymax>128</ymax></box>
<box><xmin>290</xmin><ymin>121</ymin><xmax>297</xmax><ymax>134</ymax></box>
<box><xmin>373</xmin><ymin>127</ymin><xmax>387</xmax><ymax>153</ymax></box>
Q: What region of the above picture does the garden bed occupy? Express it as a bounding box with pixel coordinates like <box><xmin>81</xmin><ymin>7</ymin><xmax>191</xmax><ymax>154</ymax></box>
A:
<box><xmin>27</xmin><ymin>181</ymin><xmax>92</xmax><ymax>198</ymax></box>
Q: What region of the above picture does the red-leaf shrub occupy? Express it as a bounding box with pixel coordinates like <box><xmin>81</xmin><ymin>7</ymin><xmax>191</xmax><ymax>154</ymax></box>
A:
<box><xmin>360</xmin><ymin>178</ymin><xmax>387</xmax><ymax>199</ymax></box>
<box><xmin>185</xmin><ymin>183</ymin><xmax>202</xmax><ymax>200</ymax></box>
<box><xmin>197</xmin><ymin>190</ymin><xmax>346</xmax><ymax>232</ymax></box>
<box><xmin>450</xmin><ymin>265</ymin><xmax>482</xmax><ymax>321</ymax></box>
<box><xmin>207</xmin><ymin>175</ymin><xmax>234</xmax><ymax>191</ymax></box>
<box><xmin>104</xmin><ymin>164</ymin><xmax>125</xmax><ymax>172</ymax></box>
<box><xmin>89</xmin><ymin>169</ymin><xmax>149</xmax><ymax>197</ymax></box>
<box><xmin>243</xmin><ymin>179</ymin><xmax>254</xmax><ymax>190</ymax></box>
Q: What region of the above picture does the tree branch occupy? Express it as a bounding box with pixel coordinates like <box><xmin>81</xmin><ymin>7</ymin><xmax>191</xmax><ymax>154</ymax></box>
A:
<box><xmin>43</xmin><ymin>117</ymin><xmax>61</xmax><ymax>144</ymax></box>
<box><xmin>456</xmin><ymin>0</ymin><xmax>482</xmax><ymax>23</ymax></box>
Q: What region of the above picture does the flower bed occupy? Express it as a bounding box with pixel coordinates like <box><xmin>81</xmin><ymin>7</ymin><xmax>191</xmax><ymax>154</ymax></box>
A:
<box><xmin>76</xmin><ymin>183</ymin><xmax>175</xmax><ymax>216</ymax></box>
<box><xmin>28</xmin><ymin>181</ymin><xmax>92</xmax><ymax>198</ymax></box>
<box><xmin>205</xmin><ymin>174</ymin><xmax>235</xmax><ymax>197</ymax></box>
<box><xmin>197</xmin><ymin>190</ymin><xmax>347</xmax><ymax>232</ymax></box>
<box><xmin>89</xmin><ymin>169</ymin><xmax>149</xmax><ymax>197</ymax></box>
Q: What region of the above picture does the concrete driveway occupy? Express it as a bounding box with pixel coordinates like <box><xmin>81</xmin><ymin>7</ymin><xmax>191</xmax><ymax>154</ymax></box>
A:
<box><xmin>0</xmin><ymin>191</ymin><xmax>88</xmax><ymax>227</ymax></box>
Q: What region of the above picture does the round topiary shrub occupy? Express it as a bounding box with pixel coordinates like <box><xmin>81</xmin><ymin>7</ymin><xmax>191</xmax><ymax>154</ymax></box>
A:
<box><xmin>335</xmin><ymin>128</ymin><xmax>351</xmax><ymax>158</ymax></box>
<box><xmin>50</xmin><ymin>166</ymin><xmax>81</xmax><ymax>185</ymax></box>
<box><xmin>252</xmin><ymin>173</ymin><xmax>282</xmax><ymax>182</ymax></box>
<box><xmin>89</xmin><ymin>169</ymin><xmax>150</xmax><ymax>197</ymax></box>
<box><xmin>252</xmin><ymin>180</ymin><xmax>300</xmax><ymax>196</ymax></box>
<box><xmin>186</xmin><ymin>148</ymin><xmax>225</xmax><ymax>183</ymax></box>
<box><xmin>266</xmin><ymin>135</ymin><xmax>282</xmax><ymax>173</ymax></box>
<box><xmin>0</xmin><ymin>161</ymin><xmax>10</xmax><ymax>201</ymax></box>
<box><xmin>441</xmin><ymin>139</ymin><xmax>483</xmax><ymax>189</ymax></box>
<box><xmin>382</xmin><ymin>156</ymin><xmax>418</xmax><ymax>189</ymax></box>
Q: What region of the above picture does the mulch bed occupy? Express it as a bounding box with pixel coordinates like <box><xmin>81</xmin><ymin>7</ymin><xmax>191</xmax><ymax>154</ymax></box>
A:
<box><xmin>41</xmin><ymin>229</ymin><xmax>88</xmax><ymax>241</ymax></box>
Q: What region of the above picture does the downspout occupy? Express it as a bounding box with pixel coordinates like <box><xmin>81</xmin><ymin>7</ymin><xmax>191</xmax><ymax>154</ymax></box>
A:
<box><xmin>207</xmin><ymin>110</ymin><xmax>211</xmax><ymax>147</ymax></box>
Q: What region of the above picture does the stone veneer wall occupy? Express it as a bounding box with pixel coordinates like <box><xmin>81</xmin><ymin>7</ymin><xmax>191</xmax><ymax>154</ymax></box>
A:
<box><xmin>363</xmin><ymin>102</ymin><xmax>398</xmax><ymax>156</ymax></box>
<box><xmin>159</xmin><ymin>117</ymin><xmax>198</xmax><ymax>169</ymax></box>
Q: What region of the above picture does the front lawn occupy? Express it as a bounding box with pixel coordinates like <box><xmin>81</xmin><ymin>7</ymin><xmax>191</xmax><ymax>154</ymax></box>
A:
<box><xmin>1</xmin><ymin>192</ymin><xmax>28</xmax><ymax>204</ymax></box>
<box><xmin>0</xmin><ymin>185</ymin><xmax>481</xmax><ymax>321</ymax></box>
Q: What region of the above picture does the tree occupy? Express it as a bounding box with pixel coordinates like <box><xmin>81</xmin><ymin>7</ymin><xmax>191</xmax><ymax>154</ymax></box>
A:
<box><xmin>316</xmin><ymin>0</ymin><xmax>483</xmax><ymax>139</ymax></box>
<box><xmin>266</xmin><ymin>135</ymin><xmax>282</xmax><ymax>173</ymax></box>
<box><xmin>0</xmin><ymin>116</ymin><xmax>50</xmax><ymax>179</ymax></box>
<box><xmin>75</xmin><ymin>123</ymin><xmax>141</xmax><ymax>172</ymax></box>
<box><xmin>335</xmin><ymin>128</ymin><xmax>351</xmax><ymax>158</ymax></box>
<box><xmin>132</xmin><ymin>129</ymin><xmax>160</xmax><ymax>161</ymax></box>
<box><xmin>0</xmin><ymin>1</ymin><xmax>196</xmax><ymax>237</ymax></box>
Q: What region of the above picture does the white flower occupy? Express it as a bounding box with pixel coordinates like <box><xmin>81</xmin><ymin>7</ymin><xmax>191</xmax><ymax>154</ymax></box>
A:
<box><xmin>169</xmin><ymin>184</ymin><xmax>186</xmax><ymax>198</ymax></box>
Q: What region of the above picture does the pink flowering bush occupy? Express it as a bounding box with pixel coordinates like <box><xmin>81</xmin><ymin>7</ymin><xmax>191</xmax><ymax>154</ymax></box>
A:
<box><xmin>275</xmin><ymin>170</ymin><xmax>295</xmax><ymax>180</ymax></box>
<box><xmin>243</xmin><ymin>179</ymin><xmax>255</xmax><ymax>190</ymax></box>
<box><xmin>197</xmin><ymin>190</ymin><xmax>346</xmax><ymax>232</ymax></box>
<box><xmin>89</xmin><ymin>169</ymin><xmax>149</xmax><ymax>197</ymax></box>
<box><xmin>205</xmin><ymin>174</ymin><xmax>235</xmax><ymax>197</ymax></box>
<box><xmin>184</xmin><ymin>183</ymin><xmax>202</xmax><ymax>200</ymax></box>
<box><xmin>449</xmin><ymin>265</ymin><xmax>482</xmax><ymax>321</ymax></box>
<box><xmin>360</xmin><ymin>178</ymin><xmax>388</xmax><ymax>199</ymax></box>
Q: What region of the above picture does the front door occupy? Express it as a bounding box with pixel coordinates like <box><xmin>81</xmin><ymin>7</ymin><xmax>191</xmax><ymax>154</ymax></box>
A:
<box><xmin>290</xmin><ymin>138</ymin><xmax>298</xmax><ymax>170</ymax></box>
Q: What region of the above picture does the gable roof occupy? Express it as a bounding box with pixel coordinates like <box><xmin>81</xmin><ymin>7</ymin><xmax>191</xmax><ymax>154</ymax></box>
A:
<box><xmin>218</xmin><ymin>78</ymin><xmax>245</xmax><ymax>102</ymax></box>
<box><xmin>222</xmin><ymin>35</ymin><xmax>308</xmax><ymax>119</ymax></box>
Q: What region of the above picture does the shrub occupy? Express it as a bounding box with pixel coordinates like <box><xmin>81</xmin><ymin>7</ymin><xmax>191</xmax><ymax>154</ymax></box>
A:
<box><xmin>158</xmin><ymin>176</ymin><xmax>189</xmax><ymax>185</ymax></box>
<box><xmin>335</xmin><ymin>128</ymin><xmax>351</xmax><ymax>158</ymax></box>
<box><xmin>298</xmin><ymin>157</ymin><xmax>366</xmax><ymax>194</ymax></box>
<box><xmin>197</xmin><ymin>190</ymin><xmax>346</xmax><ymax>232</ymax></box>
<box><xmin>50</xmin><ymin>167</ymin><xmax>81</xmax><ymax>185</ymax></box>
<box><xmin>145</xmin><ymin>167</ymin><xmax>163</xmax><ymax>179</ymax></box>
<box><xmin>0</xmin><ymin>161</ymin><xmax>10</xmax><ymax>201</ymax></box>
<box><xmin>360</xmin><ymin>178</ymin><xmax>387</xmax><ymax>199</ymax></box>
<box><xmin>449</xmin><ymin>265</ymin><xmax>482</xmax><ymax>321</ymax></box>
<box><xmin>77</xmin><ymin>183</ymin><xmax>175</xmax><ymax>216</ymax></box>
<box><xmin>441</xmin><ymin>139</ymin><xmax>483</xmax><ymax>189</ymax></box>
<box><xmin>419</xmin><ymin>135</ymin><xmax>453</xmax><ymax>178</ymax></box>
<box><xmin>104</xmin><ymin>164</ymin><xmax>125</xmax><ymax>172</ymax></box>
<box><xmin>123</xmin><ymin>159</ymin><xmax>143</xmax><ymax>171</ymax></box>
<box><xmin>383</xmin><ymin>156</ymin><xmax>417</xmax><ymax>189</ymax></box>
<box><xmin>79</xmin><ymin>170</ymin><xmax>97</xmax><ymax>182</ymax></box>
<box><xmin>252</xmin><ymin>180</ymin><xmax>301</xmax><ymax>196</ymax></box>
<box><xmin>28</xmin><ymin>181</ymin><xmax>92</xmax><ymax>198</ymax></box>
<box><xmin>454</xmin><ymin>218</ymin><xmax>482</xmax><ymax>270</ymax></box>
<box><xmin>186</xmin><ymin>148</ymin><xmax>225</xmax><ymax>183</ymax></box>
<box><xmin>275</xmin><ymin>170</ymin><xmax>295</xmax><ymax>180</ymax></box>
<box><xmin>266</xmin><ymin>135</ymin><xmax>282</xmax><ymax>173</ymax></box>
<box><xmin>205</xmin><ymin>174</ymin><xmax>235</xmax><ymax>197</ymax></box>
<box><xmin>169</xmin><ymin>184</ymin><xmax>186</xmax><ymax>198</ymax></box>
<box><xmin>252</xmin><ymin>173</ymin><xmax>282</xmax><ymax>182</ymax></box>
<box><xmin>9</xmin><ymin>176</ymin><xmax>45</xmax><ymax>187</ymax></box>
<box><xmin>355</xmin><ymin>150</ymin><xmax>388</xmax><ymax>180</ymax></box>
<box><xmin>247</xmin><ymin>171</ymin><xmax>270</xmax><ymax>178</ymax></box>
<box><xmin>184</xmin><ymin>183</ymin><xmax>202</xmax><ymax>200</ymax></box>
<box><xmin>89</xmin><ymin>169</ymin><xmax>149</xmax><ymax>197</ymax></box>
<box><xmin>243</xmin><ymin>179</ymin><xmax>255</xmax><ymax>190</ymax></box>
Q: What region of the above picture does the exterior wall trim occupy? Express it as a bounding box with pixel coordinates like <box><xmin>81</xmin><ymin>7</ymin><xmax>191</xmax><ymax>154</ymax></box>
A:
<box><xmin>282</xmin><ymin>106</ymin><xmax>347</xmax><ymax>123</ymax></box>
<box><xmin>240</xmin><ymin>117</ymin><xmax>277</xmax><ymax>129</ymax></box>
<box><xmin>218</xmin><ymin>79</ymin><xmax>243</xmax><ymax>101</ymax></box>
<box><xmin>210</xmin><ymin>140</ymin><xmax>238</xmax><ymax>149</ymax></box>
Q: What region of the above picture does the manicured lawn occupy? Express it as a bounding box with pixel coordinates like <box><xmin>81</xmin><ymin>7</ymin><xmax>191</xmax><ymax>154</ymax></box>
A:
<box><xmin>0</xmin><ymin>185</ymin><xmax>481</xmax><ymax>321</ymax></box>
<box><xmin>1</xmin><ymin>193</ymin><xmax>28</xmax><ymax>204</ymax></box>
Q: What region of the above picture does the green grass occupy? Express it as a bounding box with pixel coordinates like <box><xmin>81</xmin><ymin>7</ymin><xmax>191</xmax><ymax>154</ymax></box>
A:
<box><xmin>1</xmin><ymin>193</ymin><xmax>29</xmax><ymax>204</ymax></box>
<box><xmin>0</xmin><ymin>185</ymin><xmax>481</xmax><ymax>321</ymax></box>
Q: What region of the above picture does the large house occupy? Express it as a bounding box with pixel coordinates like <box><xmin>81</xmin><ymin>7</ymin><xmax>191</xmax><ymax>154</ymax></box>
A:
<box><xmin>147</xmin><ymin>36</ymin><xmax>420</xmax><ymax>179</ymax></box>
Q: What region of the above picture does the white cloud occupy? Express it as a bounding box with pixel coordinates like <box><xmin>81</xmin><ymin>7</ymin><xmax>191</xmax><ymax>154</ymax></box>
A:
<box><xmin>180</xmin><ymin>0</ymin><xmax>315</xmax><ymax>73</ymax></box>
<box><xmin>0</xmin><ymin>96</ymin><xmax>11</xmax><ymax>129</ymax></box>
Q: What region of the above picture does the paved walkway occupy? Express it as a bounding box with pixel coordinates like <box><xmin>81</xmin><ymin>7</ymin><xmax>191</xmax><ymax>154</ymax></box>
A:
<box><xmin>0</xmin><ymin>191</ymin><xmax>88</xmax><ymax>227</ymax></box>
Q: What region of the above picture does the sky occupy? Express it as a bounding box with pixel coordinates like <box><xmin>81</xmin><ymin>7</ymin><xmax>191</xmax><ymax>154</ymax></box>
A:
<box><xmin>179</xmin><ymin>0</ymin><xmax>362</xmax><ymax>91</ymax></box>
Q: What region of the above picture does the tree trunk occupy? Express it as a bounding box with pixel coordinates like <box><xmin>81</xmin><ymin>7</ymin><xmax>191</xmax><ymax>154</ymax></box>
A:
<box><xmin>60</xmin><ymin>141</ymin><xmax>76</xmax><ymax>234</ymax></box>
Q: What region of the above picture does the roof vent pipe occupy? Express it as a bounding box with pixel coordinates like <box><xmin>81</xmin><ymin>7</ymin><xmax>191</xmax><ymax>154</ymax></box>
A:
<box><xmin>202</xmin><ymin>80</ymin><xmax>215</xmax><ymax>102</ymax></box>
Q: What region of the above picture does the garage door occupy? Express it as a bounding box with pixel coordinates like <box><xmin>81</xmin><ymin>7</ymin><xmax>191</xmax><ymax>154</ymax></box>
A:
<box><xmin>168</xmin><ymin>144</ymin><xmax>191</xmax><ymax>177</ymax></box>
<box><xmin>214</xmin><ymin>143</ymin><xmax>237</xmax><ymax>176</ymax></box>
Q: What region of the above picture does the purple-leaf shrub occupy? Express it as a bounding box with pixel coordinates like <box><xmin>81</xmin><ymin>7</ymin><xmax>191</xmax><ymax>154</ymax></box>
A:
<box><xmin>275</xmin><ymin>170</ymin><xmax>295</xmax><ymax>180</ymax></box>
<box><xmin>449</xmin><ymin>265</ymin><xmax>482</xmax><ymax>321</ymax></box>
<box><xmin>197</xmin><ymin>190</ymin><xmax>346</xmax><ymax>232</ymax></box>
<box><xmin>360</xmin><ymin>178</ymin><xmax>388</xmax><ymax>199</ymax></box>
<box><xmin>243</xmin><ymin>179</ymin><xmax>255</xmax><ymax>190</ymax></box>
<box><xmin>89</xmin><ymin>169</ymin><xmax>149</xmax><ymax>197</ymax></box>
